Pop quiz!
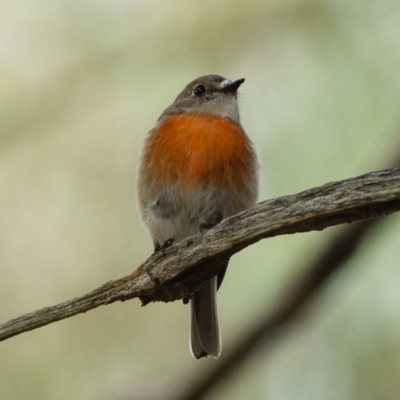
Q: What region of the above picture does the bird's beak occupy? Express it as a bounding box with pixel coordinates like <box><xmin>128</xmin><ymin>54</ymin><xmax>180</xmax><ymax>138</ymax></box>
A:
<box><xmin>221</xmin><ymin>78</ymin><xmax>245</xmax><ymax>94</ymax></box>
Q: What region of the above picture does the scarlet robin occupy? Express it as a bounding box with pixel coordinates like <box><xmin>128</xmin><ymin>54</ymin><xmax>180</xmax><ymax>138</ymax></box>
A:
<box><xmin>137</xmin><ymin>75</ymin><xmax>259</xmax><ymax>359</ymax></box>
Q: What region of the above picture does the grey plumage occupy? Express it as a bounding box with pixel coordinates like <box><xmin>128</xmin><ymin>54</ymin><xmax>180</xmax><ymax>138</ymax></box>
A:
<box><xmin>190</xmin><ymin>275</ymin><xmax>223</xmax><ymax>359</ymax></box>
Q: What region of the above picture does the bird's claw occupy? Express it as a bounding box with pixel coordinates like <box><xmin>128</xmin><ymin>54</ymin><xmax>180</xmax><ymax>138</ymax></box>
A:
<box><xmin>199</xmin><ymin>213</ymin><xmax>223</xmax><ymax>234</ymax></box>
<box><xmin>153</xmin><ymin>238</ymin><xmax>175</xmax><ymax>254</ymax></box>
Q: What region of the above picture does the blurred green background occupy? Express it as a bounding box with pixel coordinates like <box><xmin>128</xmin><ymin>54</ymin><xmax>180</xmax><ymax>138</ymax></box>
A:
<box><xmin>1</xmin><ymin>0</ymin><xmax>400</xmax><ymax>399</ymax></box>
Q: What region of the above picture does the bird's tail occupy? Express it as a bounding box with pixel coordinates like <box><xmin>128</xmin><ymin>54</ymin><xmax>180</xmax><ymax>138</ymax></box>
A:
<box><xmin>189</xmin><ymin>276</ymin><xmax>222</xmax><ymax>360</ymax></box>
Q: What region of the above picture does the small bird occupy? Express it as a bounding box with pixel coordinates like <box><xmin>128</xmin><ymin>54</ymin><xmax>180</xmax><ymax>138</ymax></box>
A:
<box><xmin>136</xmin><ymin>75</ymin><xmax>259</xmax><ymax>359</ymax></box>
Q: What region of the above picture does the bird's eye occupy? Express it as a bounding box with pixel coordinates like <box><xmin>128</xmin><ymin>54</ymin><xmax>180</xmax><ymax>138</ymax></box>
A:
<box><xmin>193</xmin><ymin>85</ymin><xmax>206</xmax><ymax>96</ymax></box>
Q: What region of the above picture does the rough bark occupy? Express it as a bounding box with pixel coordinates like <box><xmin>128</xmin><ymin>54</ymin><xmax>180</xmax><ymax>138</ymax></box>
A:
<box><xmin>1</xmin><ymin>168</ymin><xmax>400</xmax><ymax>342</ymax></box>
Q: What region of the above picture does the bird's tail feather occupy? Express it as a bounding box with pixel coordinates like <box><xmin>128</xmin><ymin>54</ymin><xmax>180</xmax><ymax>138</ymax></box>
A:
<box><xmin>189</xmin><ymin>276</ymin><xmax>221</xmax><ymax>360</ymax></box>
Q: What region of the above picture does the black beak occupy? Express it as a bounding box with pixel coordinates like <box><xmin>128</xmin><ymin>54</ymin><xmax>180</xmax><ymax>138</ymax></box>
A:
<box><xmin>221</xmin><ymin>78</ymin><xmax>245</xmax><ymax>94</ymax></box>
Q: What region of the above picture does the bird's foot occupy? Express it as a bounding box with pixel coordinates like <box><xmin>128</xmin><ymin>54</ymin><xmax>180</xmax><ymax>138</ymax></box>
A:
<box><xmin>153</xmin><ymin>238</ymin><xmax>175</xmax><ymax>254</ymax></box>
<box><xmin>161</xmin><ymin>238</ymin><xmax>174</xmax><ymax>251</ymax></box>
<box><xmin>199</xmin><ymin>213</ymin><xmax>223</xmax><ymax>234</ymax></box>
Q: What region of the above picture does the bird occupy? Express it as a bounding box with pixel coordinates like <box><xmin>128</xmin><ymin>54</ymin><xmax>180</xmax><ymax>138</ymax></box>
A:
<box><xmin>136</xmin><ymin>75</ymin><xmax>259</xmax><ymax>359</ymax></box>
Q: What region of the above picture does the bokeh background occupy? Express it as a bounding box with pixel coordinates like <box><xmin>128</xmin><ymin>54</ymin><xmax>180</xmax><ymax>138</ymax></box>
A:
<box><xmin>1</xmin><ymin>0</ymin><xmax>400</xmax><ymax>399</ymax></box>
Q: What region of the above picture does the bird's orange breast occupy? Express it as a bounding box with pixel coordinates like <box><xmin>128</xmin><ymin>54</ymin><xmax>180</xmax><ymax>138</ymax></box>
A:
<box><xmin>142</xmin><ymin>114</ymin><xmax>254</xmax><ymax>188</ymax></box>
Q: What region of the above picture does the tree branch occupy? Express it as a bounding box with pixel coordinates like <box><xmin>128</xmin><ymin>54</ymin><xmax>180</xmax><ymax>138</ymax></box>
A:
<box><xmin>1</xmin><ymin>169</ymin><xmax>400</xmax><ymax>342</ymax></box>
<box><xmin>171</xmin><ymin>148</ymin><xmax>400</xmax><ymax>400</ymax></box>
<box><xmin>175</xmin><ymin>219</ymin><xmax>380</xmax><ymax>400</ymax></box>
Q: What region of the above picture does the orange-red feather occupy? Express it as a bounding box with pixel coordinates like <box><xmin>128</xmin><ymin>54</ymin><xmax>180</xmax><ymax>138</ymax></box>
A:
<box><xmin>142</xmin><ymin>114</ymin><xmax>254</xmax><ymax>189</ymax></box>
